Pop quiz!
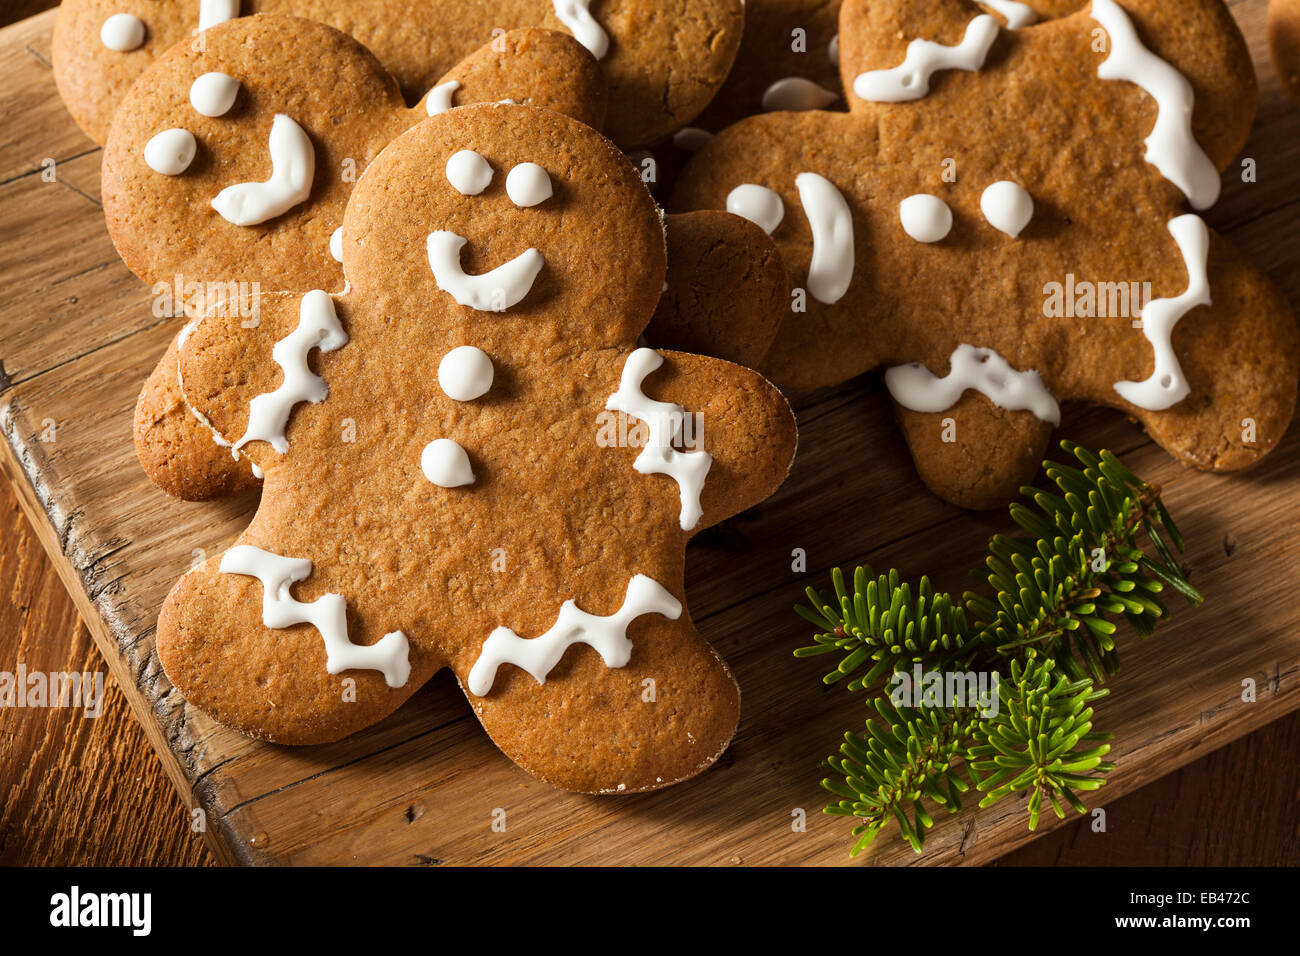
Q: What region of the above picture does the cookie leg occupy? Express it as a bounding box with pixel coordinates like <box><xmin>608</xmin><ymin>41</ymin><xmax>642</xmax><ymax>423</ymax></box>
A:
<box><xmin>894</xmin><ymin>393</ymin><xmax>1053</xmax><ymax>510</ymax></box>
<box><xmin>458</xmin><ymin>605</ymin><xmax>741</xmax><ymax>794</ymax></box>
<box><xmin>134</xmin><ymin>333</ymin><xmax>260</xmax><ymax>501</ymax></box>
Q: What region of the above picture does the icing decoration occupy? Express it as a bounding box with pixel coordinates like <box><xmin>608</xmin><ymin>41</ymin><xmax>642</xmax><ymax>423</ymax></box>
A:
<box><xmin>426</xmin><ymin>231</ymin><xmax>543</xmax><ymax>311</ymax></box>
<box><xmin>829</xmin><ymin>34</ymin><xmax>840</xmax><ymax>67</ymax></box>
<box><xmin>426</xmin><ymin>80</ymin><xmax>460</xmax><ymax>115</ymax></box>
<box><xmin>437</xmin><ymin>345</ymin><xmax>494</xmax><ymax>401</ymax></box>
<box><xmin>726</xmin><ymin>183</ymin><xmax>784</xmax><ymax>235</ymax></box>
<box><xmin>553</xmin><ymin>0</ymin><xmax>609</xmax><ymax>60</ymax></box>
<box><xmin>853</xmin><ymin>14</ymin><xmax>999</xmax><ymax>103</ymax></box>
<box><xmin>796</xmin><ymin>172</ymin><xmax>854</xmax><ymax>304</ymax></box>
<box><xmin>672</xmin><ymin>127</ymin><xmax>713</xmax><ymax>152</ymax></box>
<box><xmin>761</xmin><ymin>77</ymin><xmax>840</xmax><ymax>112</ymax></box>
<box><xmin>466</xmin><ymin>574</ymin><xmax>681</xmax><ymax>696</ymax></box>
<box><xmin>211</xmin><ymin>114</ymin><xmax>315</xmax><ymax>226</ymax></box>
<box><xmin>421</xmin><ymin>438</ymin><xmax>475</xmax><ymax>487</ymax></box>
<box><xmin>445</xmin><ymin>149</ymin><xmax>494</xmax><ymax>195</ymax></box>
<box><xmin>190</xmin><ymin>72</ymin><xmax>240</xmax><ymax>117</ymax></box>
<box><xmin>983</xmin><ymin>0</ymin><xmax>1038</xmax><ymax>29</ymax></box>
<box><xmin>100</xmin><ymin>13</ymin><xmax>145</xmax><ymax>51</ymax></box>
<box><xmin>220</xmin><ymin>545</ymin><xmax>410</xmax><ymax>687</ymax></box>
<box><xmin>144</xmin><ymin>128</ymin><xmax>197</xmax><ymax>175</ymax></box>
<box><xmin>198</xmin><ymin>0</ymin><xmax>240</xmax><ymax>32</ymax></box>
<box><xmin>605</xmin><ymin>348</ymin><xmax>713</xmax><ymax>531</ymax></box>
<box><xmin>1114</xmin><ymin>214</ymin><xmax>1209</xmax><ymax>410</ymax></box>
<box><xmin>1091</xmin><ymin>0</ymin><xmax>1219</xmax><ymax>210</ymax></box>
<box><xmin>329</xmin><ymin>227</ymin><xmax>343</xmax><ymax>263</ymax></box>
<box><xmin>980</xmin><ymin>180</ymin><xmax>1034</xmax><ymax>237</ymax></box>
<box><xmin>899</xmin><ymin>193</ymin><xmax>953</xmax><ymax>243</ymax></box>
<box><xmin>885</xmin><ymin>344</ymin><xmax>1061</xmax><ymax>425</ymax></box>
<box><xmin>505</xmin><ymin>162</ymin><xmax>552</xmax><ymax>207</ymax></box>
<box><xmin>234</xmin><ymin>290</ymin><xmax>347</xmax><ymax>454</ymax></box>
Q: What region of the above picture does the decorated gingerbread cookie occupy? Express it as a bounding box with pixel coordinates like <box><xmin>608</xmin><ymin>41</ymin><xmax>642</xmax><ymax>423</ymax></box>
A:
<box><xmin>1269</xmin><ymin>0</ymin><xmax>1300</xmax><ymax>102</ymax></box>
<box><xmin>672</xmin><ymin>0</ymin><xmax>1299</xmax><ymax>508</ymax></box>
<box><xmin>54</xmin><ymin>0</ymin><xmax>743</xmax><ymax>148</ymax></box>
<box><xmin>156</xmin><ymin>104</ymin><xmax>797</xmax><ymax>792</ymax></box>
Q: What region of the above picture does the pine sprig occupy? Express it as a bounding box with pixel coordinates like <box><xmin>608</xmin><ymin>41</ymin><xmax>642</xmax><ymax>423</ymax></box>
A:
<box><xmin>799</xmin><ymin>441</ymin><xmax>1203</xmax><ymax>856</ymax></box>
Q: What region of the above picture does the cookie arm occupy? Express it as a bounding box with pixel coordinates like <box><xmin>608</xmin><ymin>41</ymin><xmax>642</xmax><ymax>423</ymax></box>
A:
<box><xmin>645</xmin><ymin>211</ymin><xmax>787</xmax><ymax>369</ymax></box>
<box><xmin>176</xmin><ymin>292</ymin><xmax>333</xmax><ymax>479</ymax></box>
<box><xmin>640</xmin><ymin>350</ymin><xmax>798</xmax><ymax>531</ymax></box>
<box><xmin>134</xmin><ymin>332</ymin><xmax>260</xmax><ymax>501</ymax></box>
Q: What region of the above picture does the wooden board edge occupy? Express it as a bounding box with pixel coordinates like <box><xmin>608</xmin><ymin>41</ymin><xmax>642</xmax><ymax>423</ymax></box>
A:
<box><xmin>0</xmin><ymin>392</ymin><xmax>239</xmax><ymax>866</ymax></box>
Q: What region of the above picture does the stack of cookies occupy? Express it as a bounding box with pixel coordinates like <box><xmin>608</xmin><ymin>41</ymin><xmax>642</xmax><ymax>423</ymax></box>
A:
<box><xmin>52</xmin><ymin>0</ymin><xmax>1298</xmax><ymax>793</ymax></box>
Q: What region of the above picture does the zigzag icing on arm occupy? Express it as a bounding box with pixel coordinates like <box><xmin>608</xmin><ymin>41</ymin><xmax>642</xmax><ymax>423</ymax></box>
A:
<box><xmin>885</xmin><ymin>344</ymin><xmax>1062</xmax><ymax>425</ymax></box>
<box><xmin>221</xmin><ymin>545</ymin><xmax>410</xmax><ymax>688</ymax></box>
<box><xmin>553</xmin><ymin>0</ymin><xmax>609</xmax><ymax>60</ymax></box>
<box><xmin>606</xmin><ymin>348</ymin><xmax>713</xmax><ymax>531</ymax></box>
<box><xmin>853</xmin><ymin>14</ymin><xmax>1000</xmax><ymax>103</ymax></box>
<box><xmin>467</xmin><ymin>575</ymin><xmax>681</xmax><ymax>696</ymax></box>
<box><xmin>1091</xmin><ymin>0</ymin><xmax>1220</xmax><ymax>210</ymax></box>
<box><xmin>796</xmin><ymin>173</ymin><xmax>855</xmax><ymax>304</ymax></box>
<box><xmin>211</xmin><ymin>115</ymin><xmax>315</xmax><ymax>226</ymax></box>
<box><xmin>1114</xmin><ymin>214</ymin><xmax>1210</xmax><ymax>410</ymax></box>
<box><xmin>234</xmin><ymin>290</ymin><xmax>348</xmax><ymax>455</ymax></box>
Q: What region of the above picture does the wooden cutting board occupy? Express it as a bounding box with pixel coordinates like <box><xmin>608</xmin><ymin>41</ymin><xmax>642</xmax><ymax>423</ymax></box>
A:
<box><xmin>2</xmin><ymin>1</ymin><xmax>1297</xmax><ymax>866</ymax></box>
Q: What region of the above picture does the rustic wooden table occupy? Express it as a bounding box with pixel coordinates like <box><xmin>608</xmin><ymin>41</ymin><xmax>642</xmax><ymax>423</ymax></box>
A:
<box><xmin>2</xmin><ymin>0</ymin><xmax>1298</xmax><ymax>866</ymax></box>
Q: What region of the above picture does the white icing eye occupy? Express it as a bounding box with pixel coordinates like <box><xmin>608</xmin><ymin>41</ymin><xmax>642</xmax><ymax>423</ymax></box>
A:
<box><xmin>438</xmin><ymin>346</ymin><xmax>494</xmax><ymax>401</ymax></box>
<box><xmin>446</xmin><ymin>150</ymin><xmax>493</xmax><ymax>195</ymax></box>
<box><xmin>144</xmin><ymin>129</ymin><xmax>197</xmax><ymax>175</ymax></box>
<box><xmin>899</xmin><ymin>194</ymin><xmax>953</xmax><ymax>243</ymax></box>
<box><xmin>505</xmin><ymin>163</ymin><xmax>552</xmax><ymax>207</ymax></box>
<box><xmin>421</xmin><ymin>439</ymin><xmax>475</xmax><ymax>487</ymax></box>
<box><xmin>190</xmin><ymin>72</ymin><xmax>240</xmax><ymax>117</ymax></box>
<box><xmin>101</xmin><ymin>13</ymin><xmax>146</xmax><ymax>51</ymax></box>
<box><xmin>726</xmin><ymin>183</ymin><xmax>784</xmax><ymax>235</ymax></box>
<box><xmin>980</xmin><ymin>181</ymin><xmax>1034</xmax><ymax>238</ymax></box>
<box><xmin>329</xmin><ymin>227</ymin><xmax>343</xmax><ymax>263</ymax></box>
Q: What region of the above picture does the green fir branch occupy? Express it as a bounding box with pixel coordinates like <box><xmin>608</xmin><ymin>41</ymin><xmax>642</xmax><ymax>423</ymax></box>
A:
<box><xmin>798</xmin><ymin>441</ymin><xmax>1203</xmax><ymax>856</ymax></box>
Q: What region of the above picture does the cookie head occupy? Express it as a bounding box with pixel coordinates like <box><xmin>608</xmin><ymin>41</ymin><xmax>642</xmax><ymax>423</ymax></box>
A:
<box><xmin>339</xmin><ymin>103</ymin><xmax>666</xmax><ymax>355</ymax></box>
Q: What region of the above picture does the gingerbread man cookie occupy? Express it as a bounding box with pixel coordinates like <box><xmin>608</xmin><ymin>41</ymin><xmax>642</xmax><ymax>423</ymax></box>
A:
<box><xmin>157</xmin><ymin>104</ymin><xmax>797</xmax><ymax>792</ymax></box>
<box><xmin>54</xmin><ymin>0</ymin><xmax>743</xmax><ymax>148</ymax></box>
<box><xmin>672</xmin><ymin>0</ymin><xmax>1298</xmax><ymax>507</ymax></box>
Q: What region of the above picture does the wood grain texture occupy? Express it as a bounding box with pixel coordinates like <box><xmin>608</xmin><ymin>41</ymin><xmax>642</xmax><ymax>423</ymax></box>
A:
<box><xmin>0</xmin><ymin>0</ymin><xmax>1297</xmax><ymax>866</ymax></box>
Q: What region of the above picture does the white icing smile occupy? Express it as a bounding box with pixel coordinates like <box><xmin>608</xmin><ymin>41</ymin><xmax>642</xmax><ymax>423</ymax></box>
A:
<box><xmin>427</xmin><ymin>231</ymin><xmax>543</xmax><ymax>312</ymax></box>
<box><xmin>211</xmin><ymin>114</ymin><xmax>315</xmax><ymax>227</ymax></box>
<box><xmin>221</xmin><ymin>545</ymin><xmax>410</xmax><ymax>688</ymax></box>
<box><xmin>796</xmin><ymin>172</ymin><xmax>854</xmax><ymax>304</ymax></box>
<box><xmin>426</xmin><ymin>80</ymin><xmax>460</xmax><ymax>115</ymax></box>
<box><xmin>467</xmin><ymin>574</ymin><xmax>681</xmax><ymax>696</ymax></box>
